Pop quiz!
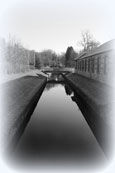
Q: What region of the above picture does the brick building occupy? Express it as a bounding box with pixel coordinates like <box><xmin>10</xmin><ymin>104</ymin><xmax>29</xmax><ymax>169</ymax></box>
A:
<box><xmin>75</xmin><ymin>39</ymin><xmax>115</xmax><ymax>84</ymax></box>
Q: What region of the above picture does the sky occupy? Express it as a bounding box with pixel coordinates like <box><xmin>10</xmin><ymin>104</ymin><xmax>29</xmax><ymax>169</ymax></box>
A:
<box><xmin>0</xmin><ymin>0</ymin><xmax>115</xmax><ymax>54</ymax></box>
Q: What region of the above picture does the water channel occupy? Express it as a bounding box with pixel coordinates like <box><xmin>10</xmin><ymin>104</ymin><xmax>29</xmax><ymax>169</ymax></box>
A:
<box><xmin>13</xmin><ymin>73</ymin><xmax>106</xmax><ymax>170</ymax></box>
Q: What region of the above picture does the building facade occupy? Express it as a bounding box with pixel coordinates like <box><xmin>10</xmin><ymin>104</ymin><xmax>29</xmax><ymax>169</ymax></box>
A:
<box><xmin>75</xmin><ymin>40</ymin><xmax>115</xmax><ymax>84</ymax></box>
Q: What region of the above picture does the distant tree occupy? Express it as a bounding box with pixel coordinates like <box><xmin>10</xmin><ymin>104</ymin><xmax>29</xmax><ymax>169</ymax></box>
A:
<box><xmin>59</xmin><ymin>53</ymin><xmax>65</xmax><ymax>67</ymax></box>
<box><xmin>38</xmin><ymin>49</ymin><xmax>58</xmax><ymax>67</ymax></box>
<box><xmin>39</xmin><ymin>50</ymin><xmax>52</xmax><ymax>67</ymax></box>
<box><xmin>79</xmin><ymin>30</ymin><xmax>100</xmax><ymax>51</ymax></box>
<box><xmin>65</xmin><ymin>46</ymin><xmax>77</xmax><ymax>67</ymax></box>
<box><xmin>29</xmin><ymin>50</ymin><xmax>35</xmax><ymax>66</ymax></box>
<box><xmin>35</xmin><ymin>52</ymin><xmax>41</xmax><ymax>69</ymax></box>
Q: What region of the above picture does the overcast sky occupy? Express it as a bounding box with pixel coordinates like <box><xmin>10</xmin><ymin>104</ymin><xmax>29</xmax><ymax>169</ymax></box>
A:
<box><xmin>0</xmin><ymin>0</ymin><xmax>115</xmax><ymax>53</ymax></box>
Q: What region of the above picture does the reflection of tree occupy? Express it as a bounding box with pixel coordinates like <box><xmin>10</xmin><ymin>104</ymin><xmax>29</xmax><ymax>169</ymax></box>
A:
<box><xmin>45</xmin><ymin>83</ymin><xmax>57</xmax><ymax>91</ymax></box>
<box><xmin>64</xmin><ymin>84</ymin><xmax>73</xmax><ymax>96</ymax></box>
<box><xmin>45</xmin><ymin>83</ymin><xmax>65</xmax><ymax>91</ymax></box>
<box><xmin>71</xmin><ymin>92</ymin><xmax>87</xmax><ymax>113</ymax></box>
<box><xmin>71</xmin><ymin>95</ymin><xmax>76</xmax><ymax>102</ymax></box>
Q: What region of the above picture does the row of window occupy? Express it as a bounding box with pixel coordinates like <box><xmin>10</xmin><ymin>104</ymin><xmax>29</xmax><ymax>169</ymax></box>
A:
<box><xmin>76</xmin><ymin>56</ymin><xmax>107</xmax><ymax>74</ymax></box>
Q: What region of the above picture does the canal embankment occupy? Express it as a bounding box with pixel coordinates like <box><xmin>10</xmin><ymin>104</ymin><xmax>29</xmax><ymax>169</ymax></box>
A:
<box><xmin>12</xmin><ymin>83</ymin><xmax>107</xmax><ymax>168</ymax></box>
<box><xmin>1</xmin><ymin>75</ymin><xmax>47</xmax><ymax>153</ymax></box>
<box><xmin>63</xmin><ymin>73</ymin><xmax>114</xmax><ymax>157</ymax></box>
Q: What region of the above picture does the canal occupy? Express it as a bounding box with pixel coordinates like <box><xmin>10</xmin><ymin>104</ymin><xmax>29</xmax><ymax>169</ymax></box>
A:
<box><xmin>13</xmin><ymin>74</ymin><xmax>106</xmax><ymax>169</ymax></box>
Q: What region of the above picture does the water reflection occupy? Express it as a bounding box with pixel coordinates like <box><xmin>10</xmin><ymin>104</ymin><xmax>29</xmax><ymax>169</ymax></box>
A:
<box><xmin>47</xmin><ymin>73</ymin><xmax>64</xmax><ymax>82</ymax></box>
<box><xmin>64</xmin><ymin>84</ymin><xmax>73</xmax><ymax>96</ymax></box>
<box><xmin>45</xmin><ymin>73</ymin><xmax>64</xmax><ymax>91</ymax></box>
<box><xmin>45</xmin><ymin>83</ymin><xmax>60</xmax><ymax>91</ymax></box>
<box><xmin>11</xmin><ymin>82</ymin><xmax>106</xmax><ymax>170</ymax></box>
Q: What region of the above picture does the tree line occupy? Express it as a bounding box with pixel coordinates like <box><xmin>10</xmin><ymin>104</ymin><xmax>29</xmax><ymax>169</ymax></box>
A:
<box><xmin>0</xmin><ymin>30</ymin><xmax>100</xmax><ymax>74</ymax></box>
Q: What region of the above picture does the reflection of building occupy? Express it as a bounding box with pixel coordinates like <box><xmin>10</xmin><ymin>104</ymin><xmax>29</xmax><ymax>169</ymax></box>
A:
<box><xmin>75</xmin><ymin>40</ymin><xmax>115</xmax><ymax>84</ymax></box>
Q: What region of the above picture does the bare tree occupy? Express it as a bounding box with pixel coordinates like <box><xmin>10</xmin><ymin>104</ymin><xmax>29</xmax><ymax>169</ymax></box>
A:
<box><xmin>0</xmin><ymin>36</ymin><xmax>32</xmax><ymax>74</ymax></box>
<box><xmin>38</xmin><ymin>49</ymin><xmax>58</xmax><ymax>67</ymax></box>
<box><xmin>79</xmin><ymin>30</ymin><xmax>100</xmax><ymax>51</ymax></box>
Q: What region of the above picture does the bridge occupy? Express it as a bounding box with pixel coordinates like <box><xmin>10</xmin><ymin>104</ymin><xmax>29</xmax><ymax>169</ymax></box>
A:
<box><xmin>41</xmin><ymin>69</ymin><xmax>71</xmax><ymax>83</ymax></box>
<box><xmin>41</xmin><ymin>70</ymin><xmax>70</xmax><ymax>75</ymax></box>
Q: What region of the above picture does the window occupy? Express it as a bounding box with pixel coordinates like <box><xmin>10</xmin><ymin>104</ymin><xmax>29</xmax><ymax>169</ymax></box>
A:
<box><xmin>80</xmin><ymin>61</ymin><xmax>82</xmax><ymax>71</ymax></box>
<box><xmin>83</xmin><ymin>60</ymin><xmax>84</xmax><ymax>71</ymax></box>
<box><xmin>82</xmin><ymin>61</ymin><xmax>83</xmax><ymax>71</ymax></box>
<box><xmin>78</xmin><ymin>62</ymin><xmax>80</xmax><ymax>70</ymax></box>
<box><xmin>85</xmin><ymin>59</ymin><xmax>87</xmax><ymax>72</ymax></box>
<box><xmin>88</xmin><ymin>58</ymin><xmax>90</xmax><ymax>72</ymax></box>
<box><xmin>82</xmin><ymin>60</ymin><xmax>84</xmax><ymax>71</ymax></box>
<box><xmin>104</xmin><ymin>56</ymin><xmax>107</xmax><ymax>74</ymax></box>
<box><xmin>92</xmin><ymin>58</ymin><xmax>95</xmax><ymax>73</ymax></box>
<box><xmin>76</xmin><ymin>62</ymin><xmax>78</xmax><ymax>69</ymax></box>
<box><xmin>79</xmin><ymin>62</ymin><xmax>81</xmax><ymax>70</ymax></box>
<box><xmin>97</xmin><ymin>57</ymin><xmax>100</xmax><ymax>74</ymax></box>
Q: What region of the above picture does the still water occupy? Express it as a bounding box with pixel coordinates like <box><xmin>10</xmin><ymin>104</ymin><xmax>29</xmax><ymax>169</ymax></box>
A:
<box><xmin>13</xmin><ymin>81</ymin><xmax>106</xmax><ymax>169</ymax></box>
